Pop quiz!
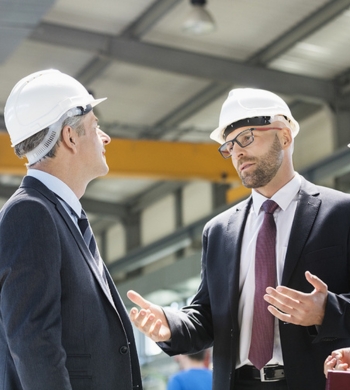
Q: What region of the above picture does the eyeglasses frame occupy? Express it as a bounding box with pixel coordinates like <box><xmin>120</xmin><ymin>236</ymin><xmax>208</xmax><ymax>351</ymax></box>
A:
<box><xmin>218</xmin><ymin>127</ymin><xmax>283</xmax><ymax>159</ymax></box>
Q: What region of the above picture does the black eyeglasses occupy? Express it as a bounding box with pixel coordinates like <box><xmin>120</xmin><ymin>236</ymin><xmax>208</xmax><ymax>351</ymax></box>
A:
<box><xmin>218</xmin><ymin>127</ymin><xmax>282</xmax><ymax>159</ymax></box>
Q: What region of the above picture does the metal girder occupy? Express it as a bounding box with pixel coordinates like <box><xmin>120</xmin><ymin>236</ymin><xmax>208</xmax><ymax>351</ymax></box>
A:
<box><xmin>140</xmin><ymin>81</ymin><xmax>232</xmax><ymax>139</ymax></box>
<box><xmin>116</xmin><ymin>252</ymin><xmax>202</xmax><ymax>306</ymax></box>
<box><xmin>289</xmin><ymin>100</ymin><xmax>324</xmax><ymax>122</ymax></box>
<box><xmin>0</xmin><ymin>133</ymin><xmax>240</xmax><ymax>183</ymax></box>
<box><xmin>299</xmin><ymin>145</ymin><xmax>350</xmax><ymax>185</ymax></box>
<box><xmin>109</xmin><ymin>199</ymin><xmax>235</xmax><ymax>276</ymax></box>
<box><xmin>0</xmin><ymin>183</ymin><xmax>19</xmax><ymax>200</ymax></box>
<box><xmin>0</xmin><ymin>0</ymin><xmax>56</xmax><ymax>64</ymax></box>
<box><xmin>128</xmin><ymin>181</ymin><xmax>186</xmax><ymax>212</ymax></box>
<box><xmin>248</xmin><ymin>0</ymin><xmax>350</xmax><ymax>66</ymax></box>
<box><xmin>76</xmin><ymin>0</ymin><xmax>182</xmax><ymax>87</ymax></box>
<box><xmin>29</xmin><ymin>22</ymin><xmax>336</xmax><ymax>103</ymax></box>
<box><xmin>121</xmin><ymin>0</ymin><xmax>182</xmax><ymax>39</ymax></box>
<box><xmin>80</xmin><ymin>197</ymin><xmax>128</xmax><ymax>220</ymax></box>
<box><xmin>108</xmin><ymin>211</ymin><xmax>207</xmax><ymax>275</ymax></box>
<box><xmin>76</xmin><ymin>56</ymin><xmax>112</xmax><ymax>86</ymax></box>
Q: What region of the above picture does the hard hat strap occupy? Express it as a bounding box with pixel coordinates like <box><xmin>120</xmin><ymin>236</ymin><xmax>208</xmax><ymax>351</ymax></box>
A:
<box><xmin>25</xmin><ymin>119</ymin><xmax>63</xmax><ymax>165</ymax></box>
<box><xmin>25</xmin><ymin>105</ymin><xmax>93</xmax><ymax>165</ymax></box>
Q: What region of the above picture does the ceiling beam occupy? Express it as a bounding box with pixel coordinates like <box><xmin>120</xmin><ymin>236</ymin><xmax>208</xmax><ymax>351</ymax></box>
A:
<box><xmin>128</xmin><ymin>181</ymin><xmax>185</xmax><ymax>212</ymax></box>
<box><xmin>76</xmin><ymin>55</ymin><xmax>112</xmax><ymax>86</ymax></box>
<box><xmin>138</xmin><ymin>0</ymin><xmax>350</xmax><ymax>140</ymax></box>
<box><xmin>80</xmin><ymin>197</ymin><xmax>128</xmax><ymax>220</ymax></box>
<box><xmin>29</xmin><ymin>22</ymin><xmax>336</xmax><ymax>103</ymax></box>
<box><xmin>109</xmin><ymin>200</ymin><xmax>232</xmax><ymax>275</ymax></box>
<box><xmin>141</xmin><ymin>81</ymin><xmax>232</xmax><ymax>139</ymax></box>
<box><xmin>76</xmin><ymin>0</ymin><xmax>182</xmax><ymax>86</ymax></box>
<box><xmin>121</xmin><ymin>0</ymin><xmax>182</xmax><ymax>39</ymax></box>
<box><xmin>0</xmin><ymin>0</ymin><xmax>56</xmax><ymax>64</ymax></box>
<box><xmin>0</xmin><ymin>183</ymin><xmax>19</xmax><ymax>200</ymax></box>
<box><xmin>247</xmin><ymin>0</ymin><xmax>350</xmax><ymax>66</ymax></box>
<box><xmin>116</xmin><ymin>252</ymin><xmax>202</xmax><ymax>306</ymax></box>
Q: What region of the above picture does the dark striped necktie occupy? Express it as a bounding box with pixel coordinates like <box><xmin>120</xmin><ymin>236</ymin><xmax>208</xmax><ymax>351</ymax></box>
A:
<box><xmin>77</xmin><ymin>209</ymin><xmax>106</xmax><ymax>280</ymax></box>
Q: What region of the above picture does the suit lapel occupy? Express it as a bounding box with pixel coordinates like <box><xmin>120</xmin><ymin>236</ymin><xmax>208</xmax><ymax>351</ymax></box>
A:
<box><xmin>56</xmin><ymin>202</ymin><xmax>118</xmax><ymax>311</ymax></box>
<box><xmin>282</xmin><ymin>178</ymin><xmax>321</xmax><ymax>286</ymax></box>
<box><xmin>227</xmin><ymin>197</ymin><xmax>252</xmax><ymax>317</ymax></box>
<box><xmin>20</xmin><ymin>176</ymin><xmax>118</xmax><ymax>312</ymax></box>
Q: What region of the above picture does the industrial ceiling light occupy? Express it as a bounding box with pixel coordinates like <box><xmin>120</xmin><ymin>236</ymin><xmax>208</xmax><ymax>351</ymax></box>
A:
<box><xmin>182</xmin><ymin>0</ymin><xmax>216</xmax><ymax>35</ymax></box>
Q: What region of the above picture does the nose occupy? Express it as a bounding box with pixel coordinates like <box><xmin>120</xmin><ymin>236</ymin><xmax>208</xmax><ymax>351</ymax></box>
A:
<box><xmin>230</xmin><ymin>141</ymin><xmax>245</xmax><ymax>159</ymax></box>
<box><xmin>99</xmin><ymin>128</ymin><xmax>111</xmax><ymax>145</ymax></box>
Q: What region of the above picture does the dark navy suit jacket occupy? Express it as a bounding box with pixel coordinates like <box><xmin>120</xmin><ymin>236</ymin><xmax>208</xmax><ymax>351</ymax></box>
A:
<box><xmin>0</xmin><ymin>176</ymin><xmax>142</xmax><ymax>390</ymax></box>
<box><xmin>160</xmin><ymin>177</ymin><xmax>350</xmax><ymax>390</ymax></box>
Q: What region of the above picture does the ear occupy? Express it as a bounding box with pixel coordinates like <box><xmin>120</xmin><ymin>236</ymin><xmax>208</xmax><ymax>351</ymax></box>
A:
<box><xmin>61</xmin><ymin>125</ymin><xmax>77</xmax><ymax>152</ymax></box>
<box><xmin>280</xmin><ymin>127</ymin><xmax>293</xmax><ymax>149</ymax></box>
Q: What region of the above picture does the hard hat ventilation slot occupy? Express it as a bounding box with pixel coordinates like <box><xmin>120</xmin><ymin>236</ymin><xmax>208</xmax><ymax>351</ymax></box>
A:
<box><xmin>25</xmin><ymin>112</ymin><xmax>67</xmax><ymax>165</ymax></box>
<box><xmin>43</xmin><ymin>132</ymin><xmax>57</xmax><ymax>148</ymax></box>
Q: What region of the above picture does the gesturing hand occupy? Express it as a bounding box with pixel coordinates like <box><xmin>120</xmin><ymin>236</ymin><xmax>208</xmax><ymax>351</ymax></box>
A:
<box><xmin>263</xmin><ymin>271</ymin><xmax>328</xmax><ymax>326</ymax></box>
<box><xmin>324</xmin><ymin>348</ymin><xmax>350</xmax><ymax>377</ymax></box>
<box><xmin>127</xmin><ymin>290</ymin><xmax>172</xmax><ymax>342</ymax></box>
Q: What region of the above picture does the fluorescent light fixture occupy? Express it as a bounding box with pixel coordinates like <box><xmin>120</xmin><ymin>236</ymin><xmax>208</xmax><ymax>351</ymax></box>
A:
<box><xmin>183</xmin><ymin>0</ymin><xmax>216</xmax><ymax>35</ymax></box>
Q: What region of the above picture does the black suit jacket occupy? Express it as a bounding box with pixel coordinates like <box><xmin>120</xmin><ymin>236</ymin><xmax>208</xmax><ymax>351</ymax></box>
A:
<box><xmin>0</xmin><ymin>176</ymin><xmax>142</xmax><ymax>390</ymax></box>
<box><xmin>160</xmin><ymin>177</ymin><xmax>350</xmax><ymax>390</ymax></box>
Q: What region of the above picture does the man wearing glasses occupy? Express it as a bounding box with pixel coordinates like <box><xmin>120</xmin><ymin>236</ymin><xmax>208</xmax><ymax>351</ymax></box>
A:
<box><xmin>128</xmin><ymin>88</ymin><xmax>350</xmax><ymax>390</ymax></box>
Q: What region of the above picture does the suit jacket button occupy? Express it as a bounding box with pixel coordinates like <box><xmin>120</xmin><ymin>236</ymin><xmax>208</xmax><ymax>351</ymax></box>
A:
<box><xmin>120</xmin><ymin>345</ymin><xmax>128</xmax><ymax>355</ymax></box>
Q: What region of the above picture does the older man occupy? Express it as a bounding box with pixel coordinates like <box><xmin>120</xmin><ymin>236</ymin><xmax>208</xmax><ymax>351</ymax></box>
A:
<box><xmin>0</xmin><ymin>70</ymin><xmax>142</xmax><ymax>390</ymax></box>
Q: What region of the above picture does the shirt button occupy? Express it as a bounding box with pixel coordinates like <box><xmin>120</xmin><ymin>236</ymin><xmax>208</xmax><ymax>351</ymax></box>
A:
<box><xmin>120</xmin><ymin>345</ymin><xmax>128</xmax><ymax>355</ymax></box>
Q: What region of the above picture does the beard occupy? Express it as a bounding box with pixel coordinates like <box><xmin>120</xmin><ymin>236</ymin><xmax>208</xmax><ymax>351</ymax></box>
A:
<box><xmin>238</xmin><ymin>135</ymin><xmax>283</xmax><ymax>188</ymax></box>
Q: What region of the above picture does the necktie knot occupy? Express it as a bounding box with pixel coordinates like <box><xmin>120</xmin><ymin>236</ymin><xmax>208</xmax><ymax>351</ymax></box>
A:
<box><xmin>262</xmin><ymin>199</ymin><xmax>279</xmax><ymax>214</ymax></box>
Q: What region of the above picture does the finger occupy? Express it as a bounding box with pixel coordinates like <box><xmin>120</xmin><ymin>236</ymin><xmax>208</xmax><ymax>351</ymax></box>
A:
<box><xmin>264</xmin><ymin>294</ymin><xmax>296</xmax><ymax>315</ymax></box>
<box><xmin>305</xmin><ymin>271</ymin><xmax>328</xmax><ymax>293</ymax></box>
<box><xmin>127</xmin><ymin>290</ymin><xmax>151</xmax><ymax>310</ymax></box>
<box><xmin>335</xmin><ymin>363</ymin><xmax>349</xmax><ymax>371</ymax></box>
<box><xmin>324</xmin><ymin>357</ymin><xmax>336</xmax><ymax>377</ymax></box>
<box><xmin>139</xmin><ymin>312</ymin><xmax>157</xmax><ymax>333</ymax></box>
<box><xmin>332</xmin><ymin>350</ymin><xmax>343</xmax><ymax>359</ymax></box>
<box><xmin>149</xmin><ymin>319</ymin><xmax>163</xmax><ymax>340</ymax></box>
<box><xmin>129</xmin><ymin>308</ymin><xmax>153</xmax><ymax>326</ymax></box>
<box><xmin>129</xmin><ymin>307</ymin><xmax>139</xmax><ymax>322</ymax></box>
<box><xmin>267</xmin><ymin>286</ymin><xmax>305</xmax><ymax>302</ymax></box>
<box><xmin>267</xmin><ymin>305</ymin><xmax>293</xmax><ymax>323</ymax></box>
<box><xmin>324</xmin><ymin>356</ymin><xmax>336</xmax><ymax>377</ymax></box>
<box><xmin>265</xmin><ymin>288</ymin><xmax>301</xmax><ymax>308</ymax></box>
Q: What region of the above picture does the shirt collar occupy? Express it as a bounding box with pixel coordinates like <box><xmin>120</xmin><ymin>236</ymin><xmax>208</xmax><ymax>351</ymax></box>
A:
<box><xmin>251</xmin><ymin>173</ymin><xmax>301</xmax><ymax>215</ymax></box>
<box><xmin>27</xmin><ymin>169</ymin><xmax>82</xmax><ymax>217</ymax></box>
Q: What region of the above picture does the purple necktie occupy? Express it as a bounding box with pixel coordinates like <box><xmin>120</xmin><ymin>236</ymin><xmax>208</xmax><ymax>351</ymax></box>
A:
<box><xmin>248</xmin><ymin>199</ymin><xmax>279</xmax><ymax>370</ymax></box>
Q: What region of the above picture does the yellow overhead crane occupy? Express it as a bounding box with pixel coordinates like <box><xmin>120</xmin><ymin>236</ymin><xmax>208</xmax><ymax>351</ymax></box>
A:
<box><xmin>0</xmin><ymin>133</ymin><xmax>250</xmax><ymax>203</ymax></box>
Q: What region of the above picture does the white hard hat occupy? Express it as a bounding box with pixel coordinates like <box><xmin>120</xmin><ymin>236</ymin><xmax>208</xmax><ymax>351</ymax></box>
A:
<box><xmin>4</xmin><ymin>69</ymin><xmax>107</xmax><ymax>147</ymax></box>
<box><xmin>210</xmin><ymin>88</ymin><xmax>299</xmax><ymax>145</ymax></box>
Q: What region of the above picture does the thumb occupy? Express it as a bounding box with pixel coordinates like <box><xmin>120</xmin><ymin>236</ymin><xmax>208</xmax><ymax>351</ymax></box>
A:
<box><xmin>305</xmin><ymin>271</ymin><xmax>328</xmax><ymax>293</ymax></box>
<box><xmin>127</xmin><ymin>290</ymin><xmax>151</xmax><ymax>310</ymax></box>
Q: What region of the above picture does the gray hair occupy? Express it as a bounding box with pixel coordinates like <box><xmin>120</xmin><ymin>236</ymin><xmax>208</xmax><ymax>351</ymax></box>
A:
<box><xmin>14</xmin><ymin>114</ymin><xmax>86</xmax><ymax>167</ymax></box>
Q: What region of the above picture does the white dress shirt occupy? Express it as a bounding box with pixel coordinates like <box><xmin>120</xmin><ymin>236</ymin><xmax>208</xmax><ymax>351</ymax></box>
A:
<box><xmin>27</xmin><ymin>168</ymin><xmax>81</xmax><ymax>226</ymax></box>
<box><xmin>237</xmin><ymin>173</ymin><xmax>301</xmax><ymax>368</ymax></box>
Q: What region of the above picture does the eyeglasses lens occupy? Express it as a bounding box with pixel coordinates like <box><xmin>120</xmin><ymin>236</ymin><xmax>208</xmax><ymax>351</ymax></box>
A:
<box><xmin>219</xmin><ymin>129</ymin><xmax>254</xmax><ymax>158</ymax></box>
